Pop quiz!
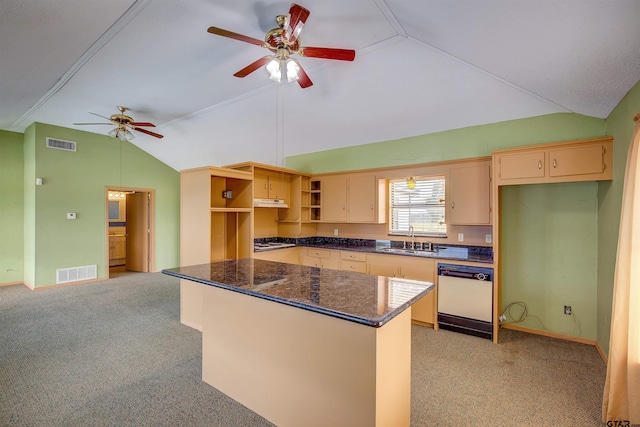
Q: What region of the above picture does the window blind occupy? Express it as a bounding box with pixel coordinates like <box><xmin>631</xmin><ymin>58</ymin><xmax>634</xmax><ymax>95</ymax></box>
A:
<box><xmin>389</xmin><ymin>177</ymin><xmax>446</xmax><ymax>236</ymax></box>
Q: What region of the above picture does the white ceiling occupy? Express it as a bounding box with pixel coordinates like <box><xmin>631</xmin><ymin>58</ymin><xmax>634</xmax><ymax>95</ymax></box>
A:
<box><xmin>2</xmin><ymin>0</ymin><xmax>639</xmax><ymax>171</ymax></box>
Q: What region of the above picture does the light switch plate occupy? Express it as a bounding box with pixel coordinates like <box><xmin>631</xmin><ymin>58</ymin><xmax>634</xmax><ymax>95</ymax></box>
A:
<box><xmin>457</xmin><ymin>233</ymin><xmax>464</xmax><ymax>242</ymax></box>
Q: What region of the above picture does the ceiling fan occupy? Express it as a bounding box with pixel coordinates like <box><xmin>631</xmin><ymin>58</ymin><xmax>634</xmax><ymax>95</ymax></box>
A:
<box><xmin>73</xmin><ymin>106</ymin><xmax>164</xmax><ymax>140</ymax></box>
<box><xmin>207</xmin><ymin>3</ymin><xmax>356</xmax><ymax>88</ymax></box>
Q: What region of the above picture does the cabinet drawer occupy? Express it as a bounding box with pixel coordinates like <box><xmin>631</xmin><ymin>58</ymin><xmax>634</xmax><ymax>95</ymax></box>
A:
<box><xmin>340</xmin><ymin>251</ymin><xmax>367</xmax><ymax>262</ymax></box>
<box><xmin>340</xmin><ymin>260</ymin><xmax>367</xmax><ymax>273</ymax></box>
<box><xmin>306</xmin><ymin>248</ymin><xmax>332</xmax><ymax>259</ymax></box>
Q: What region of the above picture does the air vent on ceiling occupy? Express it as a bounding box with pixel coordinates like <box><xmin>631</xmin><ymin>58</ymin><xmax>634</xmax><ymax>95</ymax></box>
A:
<box><xmin>46</xmin><ymin>137</ymin><xmax>77</xmax><ymax>152</ymax></box>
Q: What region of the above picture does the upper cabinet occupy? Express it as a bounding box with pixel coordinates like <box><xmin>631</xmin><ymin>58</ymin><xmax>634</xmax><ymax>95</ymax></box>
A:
<box><xmin>316</xmin><ymin>174</ymin><xmax>386</xmax><ymax>224</ymax></box>
<box><xmin>447</xmin><ymin>162</ymin><xmax>491</xmax><ymax>225</ymax></box>
<box><xmin>254</xmin><ymin>169</ymin><xmax>290</xmax><ymax>202</ymax></box>
<box><xmin>493</xmin><ymin>137</ymin><xmax>613</xmax><ymax>186</ymax></box>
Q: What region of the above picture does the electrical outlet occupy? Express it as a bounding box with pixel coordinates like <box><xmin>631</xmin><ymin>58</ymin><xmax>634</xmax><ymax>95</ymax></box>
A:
<box><xmin>333</xmin><ymin>228</ymin><xmax>339</xmax><ymax>236</ymax></box>
<box><xmin>485</xmin><ymin>234</ymin><xmax>492</xmax><ymax>243</ymax></box>
<box><xmin>457</xmin><ymin>233</ymin><xmax>464</xmax><ymax>242</ymax></box>
<box><xmin>564</xmin><ymin>305</ymin><xmax>572</xmax><ymax>315</ymax></box>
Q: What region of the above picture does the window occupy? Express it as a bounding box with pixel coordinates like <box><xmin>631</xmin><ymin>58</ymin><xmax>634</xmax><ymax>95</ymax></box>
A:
<box><xmin>389</xmin><ymin>176</ymin><xmax>446</xmax><ymax>236</ymax></box>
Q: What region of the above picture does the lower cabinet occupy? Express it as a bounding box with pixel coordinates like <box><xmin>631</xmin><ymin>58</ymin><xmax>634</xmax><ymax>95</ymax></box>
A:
<box><xmin>339</xmin><ymin>251</ymin><xmax>367</xmax><ymax>273</ymax></box>
<box><xmin>253</xmin><ymin>247</ymin><xmax>301</xmax><ymax>264</ymax></box>
<box><xmin>109</xmin><ymin>235</ymin><xmax>126</xmax><ymax>266</ymax></box>
<box><xmin>367</xmin><ymin>253</ymin><xmax>437</xmax><ymax>326</ymax></box>
<box><xmin>300</xmin><ymin>248</ymin><xmax>341</xmax><ymax>269</ymax></box>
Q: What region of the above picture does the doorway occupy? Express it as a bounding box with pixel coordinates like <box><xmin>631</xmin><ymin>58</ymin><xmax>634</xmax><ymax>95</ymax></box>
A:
<box><xmin>106</xmin><ymin>187</ymin><xmax>155</xmax><ymax>277</ymax></box>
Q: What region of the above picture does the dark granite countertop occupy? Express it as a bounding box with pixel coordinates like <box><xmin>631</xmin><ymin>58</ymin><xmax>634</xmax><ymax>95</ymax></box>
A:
<box><xmin>254</xmin><ymin>237</ymin><xmax>493</xmax><ymax>264</ymax></box>
<box><xmin>163</xmin><ymin>259</ymin><xmax>434</xmax><ymax>328</ymax></box>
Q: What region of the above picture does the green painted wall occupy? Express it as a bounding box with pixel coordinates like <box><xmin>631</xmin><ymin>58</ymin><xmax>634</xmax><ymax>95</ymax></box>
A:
<box><xmin>23</xmin><ymin>123</ymin><xmax>180</xmax><ymax>287</ymax></box>
<box><xmin>287</xmin><ymin>112</ymin><xmax>609</xmax><ymax>341</ymax></box>
<box><xmin>0</xmin><ymin>130</ymin><xmax>25</xmax><ymax>284</ymax></box>
<box><xmin>287</xmin><ymin>113</ymin><xmax>606</xmax><ymax>173</ymax></box>
<box><xmin>501</xmin><ymin>182</ymin><xmax>598</xmax><ymax>338</ymax></box>
<box><xmin>597</xmin><ymin>79</ymin><xmax>640</xmax><ymax>356</ymax></box>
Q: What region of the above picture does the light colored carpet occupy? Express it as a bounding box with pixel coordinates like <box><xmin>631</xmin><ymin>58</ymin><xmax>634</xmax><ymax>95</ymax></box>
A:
<box><xmin>0</xmin><ymin>272</ymin><xmax>606</xmax><ymax>426</ymax></box>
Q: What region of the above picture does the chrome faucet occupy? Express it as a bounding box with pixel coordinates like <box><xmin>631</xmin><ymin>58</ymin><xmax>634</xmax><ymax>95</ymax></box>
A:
<box><xmin>409</xmin><ymin>226</ymin><xmax>415</xmax><ymax>250</ymax></box>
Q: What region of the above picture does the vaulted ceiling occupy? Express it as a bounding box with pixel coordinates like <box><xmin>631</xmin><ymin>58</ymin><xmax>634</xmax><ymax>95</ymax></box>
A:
<box><xmin>2</xmin><ymin>0</ymin><xmax>639</xmax><ymax>171</ymax></box>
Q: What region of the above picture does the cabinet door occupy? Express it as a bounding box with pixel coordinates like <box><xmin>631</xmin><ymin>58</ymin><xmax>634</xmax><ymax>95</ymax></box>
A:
<box><xmin>300</xmin><ymin>255</ymin><xmax>319</xmax><ymax>267</ymax></box>
<box><xmin>367</xmin><ymin>254</ymin><xmax>399</xmax><ymax>277</ymax></box>
<box><xmin>322</xmin><ymin>176</ymin><xmax>347</xmax><ymax>222</ymax></box>
<box><xmin>253</xmin><ymin>247</ymin><xmax>301</xmax><ymax>264</ymax></box>
<box><xmin>498</xmin><ymin>151</ymin><xmax>545</xmax><ymax>181</ymax></box>
<box><xmin>268</xmin><ymin>173</ymin><xmax>290</xmax><ymax>201</ymax></box>
<box><xmin>347</xmin><ymin>175</ymin><xmax>376</xmax><ymax>223</ymax></box>
<box><xmin>548</xmin><ymin>144</ymin><xmax>604</xmax><ymax>178</ymax></box>
<box><xmin>398</xmin><ymin>257</ymin><xmax>436</xmax><ymax>325</ymax></box>
<box><xmin>448</xmin><ymin>164</ymin><xmax>491</xmax><ymax>225</ymax></box>
<box><xmin>254</xmin><ymin>173</ymin><xmax>270</xmax><ymax>199</ymax></box>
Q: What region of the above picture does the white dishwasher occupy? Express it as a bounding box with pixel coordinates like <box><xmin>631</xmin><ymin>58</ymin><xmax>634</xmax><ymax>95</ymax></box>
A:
<box><xmin>437</xmin><ymin>263</ymin><xmax>493</xmax><ymax>340</ymax></box>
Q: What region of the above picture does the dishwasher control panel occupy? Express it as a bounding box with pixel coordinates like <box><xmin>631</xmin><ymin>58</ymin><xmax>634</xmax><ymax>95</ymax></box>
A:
<box><xmin>437</xmin><ymin>264</ymin><xmax>492</xmax><ymax>281</ymax></box>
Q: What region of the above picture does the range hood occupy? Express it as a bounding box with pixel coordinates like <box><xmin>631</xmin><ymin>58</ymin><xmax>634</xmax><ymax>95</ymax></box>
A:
<box><xmin>253</xmin><ymin>198</ymin><xmax>289</xmax><ymax>208</ymax></box>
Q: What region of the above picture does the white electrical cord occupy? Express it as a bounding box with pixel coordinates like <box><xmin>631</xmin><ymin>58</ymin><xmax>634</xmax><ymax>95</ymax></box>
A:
<box><xmin>500</xmin><ymin>301</ymin><xmax>579</xmax><ymax>335</ymax></box>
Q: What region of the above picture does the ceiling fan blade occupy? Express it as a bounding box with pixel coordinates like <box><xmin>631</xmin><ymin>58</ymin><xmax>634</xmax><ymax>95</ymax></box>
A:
<box><xmin>292</xmin><ymin>60</ymin><xmax>313</xmax><ymax>88</ymax></box>
<box><xmin>207</xmin><ymin>26</ymin><xmax>265</xmax><ymax>47</ymax></box>
<box><xmin>299</xmin><ymin>46</ymin><xmax>356</xmax><ymax>61</ymax></box>
<box><xmin>73</xmin><ymin>122</ymin><xmax>112</xmax><ymax>125</ymax></box>
<box><xmin>233</xmin><ymin>56</ymin><xmax>272</xmax><ymax>78</ymax></box>
<box><xmin>283</xmin><ymin>3</ymin><xmax>310</xmax><ymax>43</ymax></box>
<box><xmin>133</xmin><ymin>127</ymin><xmax>164</xmax><ymax>139</ymax></box>
<box><xmin>130</xmin><ymin>122</ymin><xmax>156</xmax><ymax>127</ymax></box>
<box><xmin>89</xmin><ymin>112</ymin><xmax>113</xmax><ymax>121</ymax></box>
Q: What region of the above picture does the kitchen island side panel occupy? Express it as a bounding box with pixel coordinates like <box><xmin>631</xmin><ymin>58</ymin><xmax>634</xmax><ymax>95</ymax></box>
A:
<box><xmin>202</xmin><ymin>284</ymin><xmax>411</xmax><ymax>427</ymax></box>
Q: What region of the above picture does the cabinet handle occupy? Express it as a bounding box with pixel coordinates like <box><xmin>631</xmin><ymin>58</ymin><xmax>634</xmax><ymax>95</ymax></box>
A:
<box><xmin>451</xmin><ymin>201</ymin><xmax>455</xmax><ymax>209</ymax></box>
<box><xmin>553</xmin><ymin>159</ymin><xmax>557</xmax><ymax>168</ymax></box>
<box><xmin>538</xmin><ymin>160</ymin><xmax>542</xmax><ymax>170</ymax></box>
<box><xmin>350</xmin><ymin>255</ymin><xmax>355</xmax><ymax>258</ymax></box>
<box><xmin>342</xmin><ymin>205</ymin><xmax>345</xmax><ymax>210</ymax></box>
<box><xmin>350</xmin><ymin>265</ymin><xmax>355</xmax><ymax>269</ymax></box>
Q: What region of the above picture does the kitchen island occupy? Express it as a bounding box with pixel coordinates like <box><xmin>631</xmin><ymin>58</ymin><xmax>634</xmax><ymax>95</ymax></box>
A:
<box><xmin>163</xmin><ymin>258</ymin><xmax>434</xmax><ymax>427</ymax></box>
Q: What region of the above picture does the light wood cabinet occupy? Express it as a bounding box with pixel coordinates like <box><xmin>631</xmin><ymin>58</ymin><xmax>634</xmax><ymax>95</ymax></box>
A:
<box><xmin>180</xmin><ymin>166</ymin><xmax>254</xmax><ymax>330</ymax></box>
<box><xmin>447</xmin><ymin>162</ymin><xmax>491</xmax><ymax>225</ymax></box>
<box><xmin>367</xmin><ymin>253</ymin><xmax>437</xmax><ymax>325</ymax></box>
<box><xmin>339</xmin><ymin>251</ymin><xmax>367</xmax><ymax>273</ymax></box>
<box><xmin>396</xmin><ymin>257</ymin><xmax>436</xmax><ymax>325</ymax></box>
<box><xmin>253</xmin><ymin>247</ymin><xmax>301</xmax><ymax>264</ymax></box>
<box><xmin>316</xmin><ymin>174</ymin><xmax>384</xmax><ymax>223</ymax></box>
<box><xmin>301</xmin><ymin>248</ymin><xmax>340</xmax><ymax>269</ymax></box>
<box><xmin>108</xmin><ymin>235</ymin><xmax>126</xmax><ymax>266</ymax></box>
<box><xmin>254</xmin><ymin>170</ymin><xmax>290</xmax><ymax>201</ymax></box>
<box><xmin>493</xmin><ymin>137</ymin><xmax>613</xmax><ymax>186</ymax></box>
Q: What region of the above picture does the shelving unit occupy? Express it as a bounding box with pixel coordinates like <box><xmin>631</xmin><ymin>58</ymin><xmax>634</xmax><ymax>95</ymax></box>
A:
<box><xmin>180</xmin><ymin>166</ymin><xmax>254</xmax><ymax>330</ymax></box>
<box><xmin>310</xmin><ymin>179</ymin><xmax>321</xmax><ymax>222</ymax></box>
<box><xmin>300</xmin><ymin>176</ymin><xmax>311</xmax><ymax>223</ymax></box>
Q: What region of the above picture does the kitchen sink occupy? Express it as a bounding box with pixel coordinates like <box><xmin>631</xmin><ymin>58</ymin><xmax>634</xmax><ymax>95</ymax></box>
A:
<box><xmin>377</xmin><ymin>247</ymin><xmax>439</xmax><ymax>257</ymax></box>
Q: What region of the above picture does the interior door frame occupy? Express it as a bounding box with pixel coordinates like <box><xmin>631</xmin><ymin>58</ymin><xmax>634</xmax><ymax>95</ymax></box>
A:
<box><xmin>105</xmin><ymin>186</ymin><xmax>156</xmax><ymax>278</ymax></box>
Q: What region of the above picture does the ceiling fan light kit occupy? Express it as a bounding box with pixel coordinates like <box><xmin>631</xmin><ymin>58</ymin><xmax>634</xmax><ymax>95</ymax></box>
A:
<box><xmin>74</xmin><ymin>105</ymin><xmax>164</xmax><ymax>140</ymax></box>
<box><xmin>75</xmin><ymin>4</ymin><xmax>355</xmax><ymax>140</ymax></box>
<box><xmin>207</xmin><ymin>3</ymin><xmax>356</xmax><ymax>89</ymax></box>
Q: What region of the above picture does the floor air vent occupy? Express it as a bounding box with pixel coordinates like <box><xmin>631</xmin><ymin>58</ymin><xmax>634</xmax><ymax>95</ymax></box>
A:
<box><xmin>56</xmin><ymin>265</ymin><xmax>97</xmax><ymax>284</ymax></box>
<box><xmin>46</xmin><ymin>137</ymin><xmax>77</xmax><ymax>152</ymax></box>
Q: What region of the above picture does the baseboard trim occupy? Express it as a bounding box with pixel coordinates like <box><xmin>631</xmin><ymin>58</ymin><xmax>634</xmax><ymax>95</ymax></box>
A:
<box><xmin>595</xmin><ymin>341</ymin><xmax>608</xmax><ymax>365</ymax></box>
<box><xmin>32</xmin><ymin>277</ymin><xmax>105</xmax><ymax>290</ymax></box>
<box><xmin>0</xmin><ymin>281</ymin><xmax>24</xmax><ymax>287</ymax></box>
<box><xmin>501</xmin><ymin>323</ymin><xmax>597</xmax><ymax>346</ymax></box>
